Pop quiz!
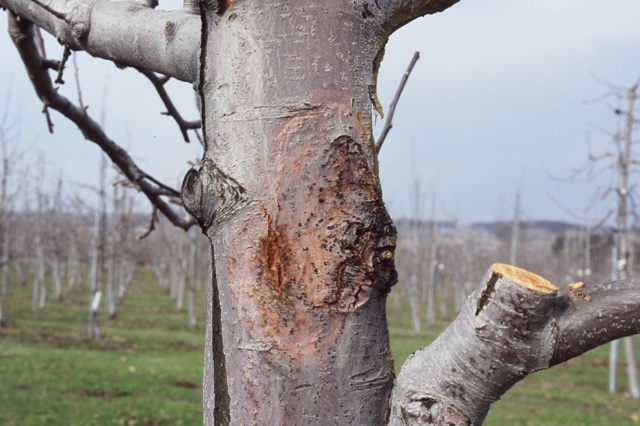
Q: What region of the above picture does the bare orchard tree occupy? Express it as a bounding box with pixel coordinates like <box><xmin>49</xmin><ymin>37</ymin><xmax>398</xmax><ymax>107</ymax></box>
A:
<box><xmin>567</xmin><ymin>80</ymin><xmax>640</xmax><ymax>397</ymax></box>
<box><xmin>4</xmin><ymin>1</ymin><xmax>640</xmax><ymax>424</ymax></box>
<box><xmin>0</xmin><ymin>98</ymin><xmax>22</xmax><ymax>326</ymax></box>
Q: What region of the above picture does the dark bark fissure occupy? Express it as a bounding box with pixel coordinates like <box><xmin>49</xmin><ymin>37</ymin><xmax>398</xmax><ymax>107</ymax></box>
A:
<box><xmin>474</xmin><ymin>270</ymin><xmax>499</xmax><ymax>316</ymax></box>
<box><xmin>209</xmin><ymin>241</ymin><xmax>230</xmax><ymax>425</ymax></box>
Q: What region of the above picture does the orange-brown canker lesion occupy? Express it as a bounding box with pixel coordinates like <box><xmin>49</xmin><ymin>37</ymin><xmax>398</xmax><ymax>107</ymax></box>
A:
<box><xmin>232</xmin><ymin>99</ymin><xmax>398</xmax><ymax>355</ymax></box>
<box><xmin>216</xmin><ymin>0</ymin><xmax>234</xmax><ymax>14</ymax></box>
<box><xmin>260</xmin><ymin>209</ymin><xmax>284</xmax><ymax>293</ymax></box>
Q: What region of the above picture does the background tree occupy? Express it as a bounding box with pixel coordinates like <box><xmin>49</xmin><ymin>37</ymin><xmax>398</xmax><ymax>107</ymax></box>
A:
<box><xmin>568</xmin><ymin>81</ymin><xmax>640</xmax><ymax>397</ymax></box>
<box><xmin>0</xmin><ymin>99</ymin><xmax>22</xmax><ymax>326</ymax></box>
<box><xmin>3</xmin><ymin>1</ymin><xmax>640</xmax><ymax>424</ymax></box>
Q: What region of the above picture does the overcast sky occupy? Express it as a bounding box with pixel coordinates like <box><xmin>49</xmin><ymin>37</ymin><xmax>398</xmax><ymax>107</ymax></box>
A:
<box><xmin>1</xmin><ymin>0</ymin><xmax>639</xmax><ymax>225</ymax></box>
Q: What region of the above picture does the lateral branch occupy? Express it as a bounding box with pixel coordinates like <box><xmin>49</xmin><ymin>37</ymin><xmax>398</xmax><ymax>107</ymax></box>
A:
<box><xmin>390</xmin><ymin>263</ymin><xmax>640</xmax><ymax>425</ymax></box>
<box><xmin>8</xmin><ymin>13</ymin><xmax>196</xmax><ymax>233</ymax></box>
<box><xmin>375</xmin><ymin>51</ymin><xmax>420</xmax><ymax>154</ymax></box>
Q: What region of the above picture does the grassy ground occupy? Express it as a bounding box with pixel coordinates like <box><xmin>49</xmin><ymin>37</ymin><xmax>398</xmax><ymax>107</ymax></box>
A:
<box><xmin>0</xmin><ymin>269</ymin><xmax>205</xmax><ymax>425</ymax></box>
<box><xmin>2</xmin><ymin>269</ymin><xmax>639</xmax><ymax>425</ymax></box>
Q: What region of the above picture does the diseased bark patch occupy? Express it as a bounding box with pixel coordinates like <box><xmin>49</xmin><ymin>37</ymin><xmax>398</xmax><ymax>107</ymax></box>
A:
<box><xmin>235</xmin><ymin>104</ymin><xmax>398</xmax><ymax>355</ymax></box>
<box><xmin>261</xmin><ymin>127</ymin><xmax>396</xmax><ymax>311</ymax></box>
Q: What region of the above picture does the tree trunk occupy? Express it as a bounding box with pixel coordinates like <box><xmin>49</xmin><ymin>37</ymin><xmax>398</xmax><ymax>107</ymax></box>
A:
<box><xmin>67</xmin><ymin>234</ymin><xmax>79</xmax><ymax>290</ymax></box>
<box><xmin>426</xmin><ymin>231</ymin><xmax>438</xmax><ymax>326</ymax></box>
<box><xmin>51</xmin><ymin>257</ymin><xmax>62</xmax><ymax>301</ymax></box>
<box><xmin>7</xmin><ymin>1</ymin><xmax>640</xmax><ymax>424</ymax></box>
<box><xmin>409</xmin><ymin>180</ymin><xmax>422</xmax><ymax>335</ymax></box>
<box><xmin>88</xmin><ymin>159</ymin><xmax>105</xmax><ymax>337</ymax></box>
<box><xmin>510</xmin><ymin>192</ymin><xmax>520</xmax><ymax>266</ymax></box>
<box><xmin>612</xmin><ymin>82</ymin><xmax>640</xmax><ymax>398</ymax></box>
<box><xmin>1</xmin><ymin>224</ymin><xmax>9</xmax><ymax>297</ymax></box>
<box><xmin>180</xmin><ymin>5</ymin><xmax>403</xmax><ymax>422</ymax></box>
<box><xmin>176</xmin><ymin>238</ymin><xmax>186</xmax><ymax>312</ymax></box>
<box><xmin>32</xmin><ymin>234</ymin><xmax>45</xmax><ymax>311</ymax></box>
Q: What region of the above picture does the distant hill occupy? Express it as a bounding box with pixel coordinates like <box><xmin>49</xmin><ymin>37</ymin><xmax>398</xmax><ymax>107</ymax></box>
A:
<box><xmin>470</xmin><ymin>220</ymin><xmax>578</xmax><ymax>240</ymax></box>
<box><xmin>394</xmin><ymin>217</ymin><xmax>579</xmax><ymax>238</ymax></box>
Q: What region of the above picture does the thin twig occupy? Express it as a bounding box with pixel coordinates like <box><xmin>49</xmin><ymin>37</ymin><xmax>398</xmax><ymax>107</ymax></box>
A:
<box><xmin>41</xmin><ymin>104</ymin><xmax>54</xmax><ymax>133</ymax></box>
<box><xmin>72</xmin><ymin>51</ymin><xmax>85</xmax><ymax>109</ymax></box>
<box><xmin>375</xmin><ymin>51</ymin><xmax>420</xmax><ymax>154</ymax></box>
<box><xmin>137</xmin><ymin>207</ymin><xmax>159</xmax><ymax>240</ymax></box>
<box><xmin>137</xmin><ymin>68</ymin><xmax>201</xmax><ymax>142</ymax></box>
<box><xmin>141</xmin><ymin>173</ymin><xmax>182</xmax><ymax>197</ymax></box>
<box><xmin>54</xmin><ymin>45</ymin><xmax>71</xmax><ymax>84</ymax></box>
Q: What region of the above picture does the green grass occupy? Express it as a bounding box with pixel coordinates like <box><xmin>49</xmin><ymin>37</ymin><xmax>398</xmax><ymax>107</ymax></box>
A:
<box><xmin>0</xmin><ymin>269</ymin><xmax>205</xmax><ymax>425</ymax></box>
<box><xmin>2</xmin><ymin>270</ymin><xmax>640</xmax><ymax>425</ymax></box>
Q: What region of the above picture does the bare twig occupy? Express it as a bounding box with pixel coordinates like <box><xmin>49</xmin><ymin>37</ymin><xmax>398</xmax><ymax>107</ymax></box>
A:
<box><xmin>72</xmin><ymin>52</ymin><xmax>85</xmax><ymax>109</ymax></box>
<box><xmin>137</xmin><ymin>206</ymin><xmax>159</xmax><ymax>240</ymax></box>
<box><xmin>8</xmin><ymin>13</ymin><xmax>196</xmax><ymax>232</ymax></box>
<box><xmin>54</xmin><ymin>45</ymin><xmax>71</xmax><ymax>85</ymax></box>
<box><xmin>137</xmin><ymin>68</ymin><xmax>201</xmax><ymax>142</ymax></box>
<box><xmin>41</xmin><ymin>104</ymin><xmax>54</xmax><ymax>133</ymax></box>
<box><xmin>375</xmin><ymin>51</ymin><xmax>420</xmax><ymax>154</ymax></box>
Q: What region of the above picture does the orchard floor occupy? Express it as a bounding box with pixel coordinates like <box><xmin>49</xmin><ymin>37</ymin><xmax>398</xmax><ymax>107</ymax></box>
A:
<box><xmin>1</xmin><ymin>270</ymin><xmax>639</xmax><ymax>425</ymax></box>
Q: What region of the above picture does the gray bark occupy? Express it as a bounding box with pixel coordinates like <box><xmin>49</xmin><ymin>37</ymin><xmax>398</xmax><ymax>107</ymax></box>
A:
<box><xmin>390</xmin><ymin>264</ymin><xmax>640</xmax><ymax>425</ymax></box>
<box><xmin>1</xmin><ymin>0</ymin><xmax>199</xmax><ymax>82</ymax></box>
<box><xmin>66</xmin><ymin>235</ymin><xmax>79</xmax><ymax>290</ymax></box>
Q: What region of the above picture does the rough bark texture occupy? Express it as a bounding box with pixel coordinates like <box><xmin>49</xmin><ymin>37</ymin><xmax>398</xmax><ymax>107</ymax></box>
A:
<box><xmin>183</xmin><ymin>3</ymin><xmax>399</xmax><ymax>422</ymax></box>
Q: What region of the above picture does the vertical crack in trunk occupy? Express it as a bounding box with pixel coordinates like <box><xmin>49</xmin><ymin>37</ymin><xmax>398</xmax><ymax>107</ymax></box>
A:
<box><xmin>209</xmin><ymin>243</ymin><xmax>230</xmax><ymax>424</ymax></box>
